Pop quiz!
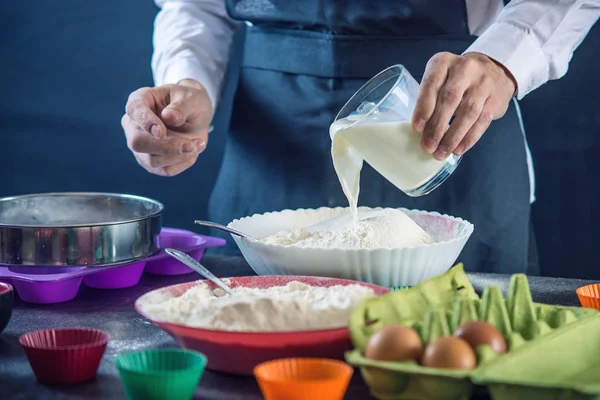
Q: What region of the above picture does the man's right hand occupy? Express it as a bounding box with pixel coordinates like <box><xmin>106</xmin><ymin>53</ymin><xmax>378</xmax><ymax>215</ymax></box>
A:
<box><xmin>122</xmin><ymin>79</ymin><xmax>213</xmax><ymax>177</ymax></box>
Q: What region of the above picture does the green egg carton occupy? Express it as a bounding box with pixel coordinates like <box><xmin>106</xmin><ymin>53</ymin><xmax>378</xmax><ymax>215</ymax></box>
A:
<box><xmin>346</xmin><ymin>264</ymin><xmax>599</xmax><ymax>400</ymax></box>
<box><xmin>390</xmin><ymin>286</ymin><xmax>413</xmax><ymax>291</ymax></box>
<box><xmin>473</xmin><ymin>314</ymin><xmax>600</xmax><ymax>400</ymax></box>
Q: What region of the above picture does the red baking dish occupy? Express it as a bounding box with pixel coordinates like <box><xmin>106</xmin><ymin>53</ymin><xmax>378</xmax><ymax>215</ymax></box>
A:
<box><xmin>135</xmin><ymin>276</ymin><xmax>388</xmax><ymax>375</ymax></box>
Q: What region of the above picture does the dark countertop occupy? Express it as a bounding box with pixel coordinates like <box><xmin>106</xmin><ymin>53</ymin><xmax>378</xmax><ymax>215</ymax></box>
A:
<box><xmin>0</xmin><ymin>256</ymin><xmax>596</xmax><ymax>400</ymax></box>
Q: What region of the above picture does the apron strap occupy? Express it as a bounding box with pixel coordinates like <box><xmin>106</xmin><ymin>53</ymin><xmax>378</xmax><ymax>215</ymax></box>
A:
<box><xmin>243</xmin><ymin>27</ymin><xmax>477</xmax><ymax>79</ymax></box>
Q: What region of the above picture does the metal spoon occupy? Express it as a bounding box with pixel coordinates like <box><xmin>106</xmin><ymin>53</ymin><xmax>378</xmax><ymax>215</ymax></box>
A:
<box><xmin>193</xmin><ymin>220</ymin><xmax>258</xmax><ymax>241</ymax></box>
<box><xmin>164</xmin><ymin>248</ymin><xmax>234</xmax><ymax>296</ymax></box>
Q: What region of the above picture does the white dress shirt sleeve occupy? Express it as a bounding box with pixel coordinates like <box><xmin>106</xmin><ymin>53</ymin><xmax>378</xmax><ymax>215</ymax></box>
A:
<box><xmin>465</xmin><ymin>0</ymin><xmax>600</xmax><ymax>99</ymax></box>
<box><xmin>152</xmin><ymin>0</ymin><xmax>241</xmax><ymax>113</ymax></box>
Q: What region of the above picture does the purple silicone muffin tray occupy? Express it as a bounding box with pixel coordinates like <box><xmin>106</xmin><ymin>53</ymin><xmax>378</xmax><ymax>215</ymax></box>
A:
<box><xmin>0</xmin><ymin>228</ymin><xmax>225</xmax><ymax>304</ymax></box>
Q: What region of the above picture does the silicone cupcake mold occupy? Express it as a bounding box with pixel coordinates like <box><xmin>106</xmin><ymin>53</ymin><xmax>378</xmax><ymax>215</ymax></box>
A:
<box><xmin>0</xmin><ymin>228</ymin><xmax>225</xmax><ymax>304</ymax></box>
<box><xmin>346</xmin><ymin>264</ymin><xmax>600</xmax><ymax>400</ymax></box>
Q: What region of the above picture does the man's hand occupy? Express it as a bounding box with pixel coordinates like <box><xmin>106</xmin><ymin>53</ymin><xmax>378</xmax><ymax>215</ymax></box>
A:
<box><xmin>412</xmin><ymin>52</ymin><xmax>517</xmax><ymax>160</ymax></box>
<box><xmin>121</xmin><ymin>79</ymin><xmax>212</xmax><ymax>176</ymax></box>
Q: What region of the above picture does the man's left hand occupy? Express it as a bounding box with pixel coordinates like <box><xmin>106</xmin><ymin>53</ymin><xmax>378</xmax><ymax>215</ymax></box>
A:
<box><xmin>412</xmin><ymin>52</ymin><xmax>517</xmax><ymax>160</ymax></box>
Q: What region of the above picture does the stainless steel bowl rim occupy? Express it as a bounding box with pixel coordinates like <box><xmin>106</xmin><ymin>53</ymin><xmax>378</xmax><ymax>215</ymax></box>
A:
<box><xmin>0</xmin><ymin>192</ymin><xmax>164</xmax><ymax>228</ymax></box>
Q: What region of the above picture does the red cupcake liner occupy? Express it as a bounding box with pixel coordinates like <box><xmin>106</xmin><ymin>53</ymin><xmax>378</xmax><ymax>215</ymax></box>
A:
<box><xmin>576</xmin><ymin>283</ymin><xmax>600</xmax><ymax>311</ymax></box>
<box><xmin>19</xmin><ymin>327</ymin><xmax>109</xmax><ymax>385</ymax></box>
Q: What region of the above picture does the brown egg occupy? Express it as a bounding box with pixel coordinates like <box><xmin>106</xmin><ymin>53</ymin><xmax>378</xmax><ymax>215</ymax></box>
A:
<box><xmin>420</xmin><ymin>337</ymin><xmax>477</xmax><ymax>370</ymax></box>
<box><xmin>364</xmin><ymin>324</ymin><xmax>423</xmax><ymax>362</ymax></box>
<box><xmin>453</xmin><ymin>320</ymin><xmax>507</xmax><ymax>355</ymax></box>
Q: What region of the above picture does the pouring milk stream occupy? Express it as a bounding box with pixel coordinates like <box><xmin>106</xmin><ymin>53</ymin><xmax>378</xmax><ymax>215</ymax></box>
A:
<box><xmin>260</xmin><ymin>65</ymin><xmax>458</xmax><ymax>249</ymax></box>
<box><xmin>330</xmin><ymin>65</ymin><xmax>461</xmax><ymax>223</ymax></box>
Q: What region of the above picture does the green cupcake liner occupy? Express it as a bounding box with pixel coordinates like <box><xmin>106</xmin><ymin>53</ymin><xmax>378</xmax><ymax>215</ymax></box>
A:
<box><xmin>115</xmin><ymin>348</ymin><xmax>207</xmax><ymax>400</ymax></box>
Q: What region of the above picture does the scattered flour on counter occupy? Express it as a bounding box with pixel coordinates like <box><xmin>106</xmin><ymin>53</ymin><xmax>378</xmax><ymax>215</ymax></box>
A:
<box><xmin>261</xmin><ymin>208</ymin><xmax>434</xmax><ymax>249</ymax></box>
<box><xmin>141</xmin><ymin>280</ymin><xmax>375</xmax><ymax>332</ymax></box>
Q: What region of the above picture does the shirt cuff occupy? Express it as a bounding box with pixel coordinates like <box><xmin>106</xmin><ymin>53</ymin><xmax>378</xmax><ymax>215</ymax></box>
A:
<box><xmin>158</xmin><ymin>57</ymin><xmax>220</xmax><ymax>117</ymax></box>
<box><xmin>464</xmin><ymin>22</ymin><xmax>549</xmax><ymax>100</ymax></box>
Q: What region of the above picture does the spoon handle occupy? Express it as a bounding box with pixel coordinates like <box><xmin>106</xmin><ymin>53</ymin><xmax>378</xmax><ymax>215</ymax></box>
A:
<box><xmin>193</xmin><ymin>220</ymin><xmax>256</xmax><ymax>241</ymax></box>
<box><xmin>164</xmin><ymin>248</ymin><xmax>234</xmax><ymax>295</ymax></box>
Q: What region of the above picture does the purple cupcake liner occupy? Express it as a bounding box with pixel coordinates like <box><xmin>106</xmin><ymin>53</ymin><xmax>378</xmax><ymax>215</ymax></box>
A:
<box><xmin>0</xmin><ymin>228</ymin><xmax>225</xmax><ymax>304</ymax></box>
<box><xmin>83</xmin><ymin>262</ymin><xmax>146</xmax><ymax>289</ymax></box>
<box><xmin>144</xmin><ymin>227</ymin><xmax>225</xmax><ymax>276</ymax></box>
<box><xmin>13</xmin><ymin>277</ymin><xmax>83</xmax><ymax>304</ymax></box>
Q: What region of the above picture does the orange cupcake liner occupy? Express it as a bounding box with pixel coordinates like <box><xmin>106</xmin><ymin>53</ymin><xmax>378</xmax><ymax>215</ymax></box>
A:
<box><xmin>576</xmin><ymin>283</ymin><xmax>600</xmax><ymax>311</ymax></box>
<box><xmin>254</xmin><ymin>358</ymin><xmax>353</xmax><ymax>400</ymax></box>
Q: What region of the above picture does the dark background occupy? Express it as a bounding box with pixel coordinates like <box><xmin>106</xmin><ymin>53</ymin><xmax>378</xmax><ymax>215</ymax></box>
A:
<box><xmin>0</xmin><ymin>1</ymin><xmax>598</xmax><ymax>279</ymax></box>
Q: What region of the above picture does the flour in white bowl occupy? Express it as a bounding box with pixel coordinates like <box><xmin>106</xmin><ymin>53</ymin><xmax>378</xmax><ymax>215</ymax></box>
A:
<box><xmin>141</xmin><ymin>280</ymin><xmax>375</xmax><ymax>332</ymax></box>
<box><xmin>261</xmin><ymin>208</ymin><xmax>434</xmax><ymax>249</ymax></box>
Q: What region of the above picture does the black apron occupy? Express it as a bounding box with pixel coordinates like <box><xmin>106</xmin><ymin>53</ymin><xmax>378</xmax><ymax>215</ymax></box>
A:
<box><xmin>208</xmin><ymin>0</ymin><xmax>531</xmax><ymax>274</ymax></box>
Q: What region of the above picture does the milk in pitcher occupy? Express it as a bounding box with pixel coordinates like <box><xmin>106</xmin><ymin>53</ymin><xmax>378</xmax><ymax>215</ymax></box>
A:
<box><xmin>330</xmin><ymin>114</ymin><xmax>452</xmax><ymax>221</ymax></box>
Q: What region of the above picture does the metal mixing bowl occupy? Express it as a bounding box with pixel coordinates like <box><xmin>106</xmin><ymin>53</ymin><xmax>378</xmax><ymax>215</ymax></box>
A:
<box><xmin>0</xmin><ymin>193</ymin><xmax>163</xmax><ymax>267</ymax></box>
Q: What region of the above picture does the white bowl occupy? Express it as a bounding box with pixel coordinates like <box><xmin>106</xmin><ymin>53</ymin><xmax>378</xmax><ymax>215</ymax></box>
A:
<box><xmin>228</xmin><ymin>207</ymin><xmax>474</xmax><ymax>287</ymax></box>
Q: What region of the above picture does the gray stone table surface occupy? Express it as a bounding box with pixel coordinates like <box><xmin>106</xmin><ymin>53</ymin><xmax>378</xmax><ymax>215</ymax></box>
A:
<box><xmin>0</xmin><ymin>255</ymin><xmax>597</xmax><ymax>399</ymax></box>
